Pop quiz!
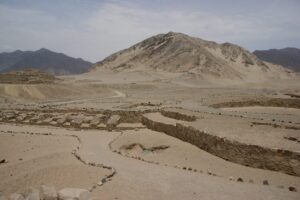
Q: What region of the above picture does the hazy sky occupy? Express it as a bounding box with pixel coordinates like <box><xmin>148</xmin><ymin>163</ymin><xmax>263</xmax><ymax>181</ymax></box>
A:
<box><xmin>0</xmin><ymin>0</ymin><xmax>299</xmax><ymax>62</ymax></box>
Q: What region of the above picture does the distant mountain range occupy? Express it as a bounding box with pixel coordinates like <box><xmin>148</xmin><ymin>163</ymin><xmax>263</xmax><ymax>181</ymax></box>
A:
<box><xmin>253</xmin><ymin>48</ymin><xmax>300</xmax><ymax>72</ymax></box>
<box><xmin>0</xmin><ymin>48</ymin><xmax>92</xmax><ymax>75</ymax></box>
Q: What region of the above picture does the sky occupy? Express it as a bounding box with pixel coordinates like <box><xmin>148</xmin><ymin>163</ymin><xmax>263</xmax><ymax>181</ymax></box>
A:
<box><xmin>0</xmin><ymin>0</ymin><xmax>299</xmax><ymax>62</ymax></box>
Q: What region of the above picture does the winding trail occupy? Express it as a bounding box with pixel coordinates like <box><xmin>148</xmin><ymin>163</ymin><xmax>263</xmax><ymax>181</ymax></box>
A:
<box><xmin>0</xmin><ymin>124</ymin><xmax>299</xmax><ymax>200</ymax></box>
<box><xmin>40</xmin><ymin>89</ymin><xmax>126</xmax><ymax>106</ymax></box>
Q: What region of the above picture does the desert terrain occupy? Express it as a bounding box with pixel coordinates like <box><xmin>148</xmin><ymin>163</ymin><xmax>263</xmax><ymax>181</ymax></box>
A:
<box><xmin>1</xmin><ymin>33</ymin><xmax>300</xmax><ymax>200</ymax></box>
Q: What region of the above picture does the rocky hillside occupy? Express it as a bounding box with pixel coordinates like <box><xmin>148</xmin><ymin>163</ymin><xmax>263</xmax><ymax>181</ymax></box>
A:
<box><xmin>0</xmin><ymin>48</ymin><xmax>92</xmax><ymax>75</ymax></box>
<box><xmin>91</xmin><ymin>32</ymin><xmax>291</xmax><ymax>82</ymax></box>
<box><xmin>253</xmin><ymin>48</ymin><xmax>300</xmax><ymax>72</ymax></box>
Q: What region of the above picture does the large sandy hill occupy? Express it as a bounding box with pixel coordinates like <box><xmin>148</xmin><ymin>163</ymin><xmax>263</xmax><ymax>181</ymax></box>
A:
<box><xmin>89</xmin><ymin>32</ymin><xmax>293</xmax><ymax>83</ymax></box>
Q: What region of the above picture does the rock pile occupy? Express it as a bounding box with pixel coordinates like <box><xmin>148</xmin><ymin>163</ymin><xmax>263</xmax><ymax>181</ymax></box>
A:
<box><xmin>0</xmin><ymin>109</ymin><xmax>145</xmax><ymax>131</ymax></box>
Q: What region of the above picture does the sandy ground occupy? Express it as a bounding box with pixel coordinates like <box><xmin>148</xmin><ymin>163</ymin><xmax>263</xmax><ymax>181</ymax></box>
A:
<box><xmin>0</xmin><ymin>72</ymin><xmax>299</xmax><ymax>199</ymax></box>
<box><xmin>0</xmin><ymin>126</ymin><xmax>110</xmax><ymax>195</ymax></box>
<box><xmin>110</xmin><ymin>129</ymin><xmax>300</xmax><ymax>189</ymax></box>
<box><xmin>0</xmin><ymin>124</ymin><xmax>299</xmax><ymax>200</ymax></box>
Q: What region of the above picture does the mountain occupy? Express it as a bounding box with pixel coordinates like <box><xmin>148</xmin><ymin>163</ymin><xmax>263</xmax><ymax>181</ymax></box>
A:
<box><xmin>91</xmin><ymin>32</ymin><xmax>292</xmax><ymax>82</ymax></box>
<box><xmin>0</xmin><ymin>48</ymin><xmax>92</xmax><ymax>75</ymax></box>
<box><xmin>253</xmin><ymin>48</ymin><xmax>300</xmax><ymax>72</ymax></box>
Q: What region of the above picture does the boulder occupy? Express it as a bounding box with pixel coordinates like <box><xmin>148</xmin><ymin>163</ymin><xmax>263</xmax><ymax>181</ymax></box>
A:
<box><xmin>40</xmin><ymin>185</ymin><xmax>57</xmax><ymax>200</ymax></box>
<box><xmin>9</xmin><ymin>193</ymin><xmax>24</xmax><ymax>200</ymax></box>
<box><xmin>58</xmin><ymin>188</ymin><xmax>90</xmax><ymax>200</ymax></box>
<box><xmin>25</xmin><ymin>189</ymin><xmax>40</xmax><ymax>200</ymax></box>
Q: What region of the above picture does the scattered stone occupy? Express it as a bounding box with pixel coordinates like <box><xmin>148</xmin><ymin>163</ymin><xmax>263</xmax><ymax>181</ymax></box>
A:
<box><xmin>263</xmin><ymin>180</ymin><xmax>269</xmax><ymax>185</ymax></box>
<box><xmin>9</xmin><ymin>193</ymin><xmax>25</xmax><ymax>200</ymax></box>
<box><xmin>249</xmin><ymin>179</ymin><xmax>254</xmax><ymax>183</ymax></box>
<box><xmin>237</xmin><ymin>178</ymin><xmax>243</xmax><ymax>182</ymax></box>
<box><xmin>0</xmin><ymin>159</ymin><xmax>7</xmax><ymax>164</ymax></box>
<box><xmin>97</xmin><ymin>181</ymin><xmax>103</xmax><ymax>186</ymax></box>
<box><xmin>277</xmin><ymin>185</ymin><xmax>284</xmax><ymax>189</ymax></box>
<box><xmin>229</xmin><ymin>177</ymin><xmax>234</xmax><ymax>181</ymax></box>
<box><xmin>288</xmin><ymin>186</ymin><xmax>297</xmax><ymax>192</ymax></box>
<box><xmin>40</xmin><ymin>185</ymin><xmax>57</xmax><ymax>200</ymax></box>
<box><xmin>58</xmin><ymin>188</ymin><xmax>90</xmax><ymax>200</ymax></box>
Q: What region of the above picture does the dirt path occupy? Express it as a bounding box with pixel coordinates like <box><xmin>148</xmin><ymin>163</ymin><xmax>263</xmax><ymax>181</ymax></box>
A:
<box><xmin>40</xmin><ymin>89</ymin><xmax>127</xmax><ymax>106</ymax></box>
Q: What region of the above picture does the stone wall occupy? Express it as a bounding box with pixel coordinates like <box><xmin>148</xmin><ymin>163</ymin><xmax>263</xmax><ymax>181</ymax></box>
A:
<box><xmin>142</xmin><ymin>115</ymin><xmax>300</xmax><ymax>176</ymax></box>
<box><xmin>160</xmin><ymin>110</ymin><xmax>197</xmax><ymax>121</ymax></box>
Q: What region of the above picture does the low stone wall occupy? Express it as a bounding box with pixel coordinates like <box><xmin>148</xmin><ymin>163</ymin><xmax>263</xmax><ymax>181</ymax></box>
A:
<box><xmin>210</xmin><ymin>98</ymin><xmax>300</xmax><ymax>109</ymax></box>
<box><xmin>161</xmin><ymin>110</ymin><xmax>197</xmax><ymax>121</ymax></box>
<box><xmin>142</xmin><ymin>115</ymin><xmax>300</xmax><ymax>176</ymax></box>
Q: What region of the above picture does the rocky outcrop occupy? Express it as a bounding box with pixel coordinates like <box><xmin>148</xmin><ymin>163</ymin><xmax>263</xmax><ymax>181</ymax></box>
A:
<box><xmin>142</xmin><ymin>115</ymin><xmax>300</xmax><ymax>176</ymax></box>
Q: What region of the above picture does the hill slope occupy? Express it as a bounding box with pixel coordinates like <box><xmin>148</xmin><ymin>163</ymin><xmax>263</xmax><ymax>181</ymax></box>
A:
<box><xmin>90</xmin><ymin>32</ymin><xmax>292</xmax><ymax>82</ymax></box>
<box><xmin>0</xmin><ymin>48</ymin><xmax>92</xmax><ymax>75</ymax></box>
<box><xmin>253</xmin><ymin>48</ymin><xmax>300</xmax><ymax>72</ymax></box>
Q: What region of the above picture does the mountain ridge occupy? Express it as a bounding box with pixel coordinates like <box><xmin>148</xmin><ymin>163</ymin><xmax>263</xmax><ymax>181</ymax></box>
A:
<box><xmin>253</xmin><ymin>48</ymin><xmax>300</xmax><ymax>72</ymax></box>
<box><xmin>0</xmin><ymin>48</ymin><xmax>92</xmax><ymax>75</ymax></box>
